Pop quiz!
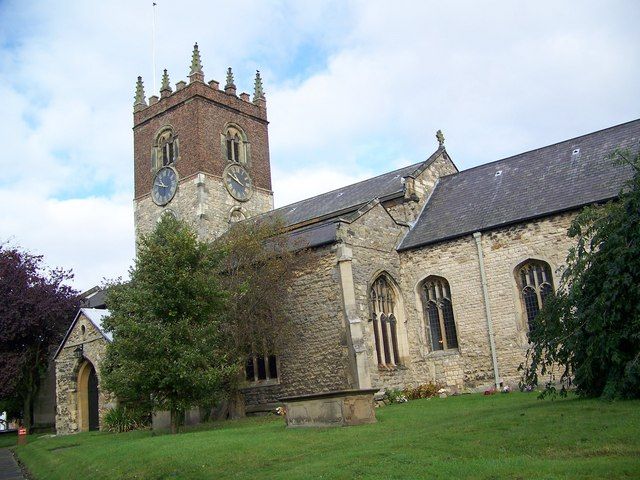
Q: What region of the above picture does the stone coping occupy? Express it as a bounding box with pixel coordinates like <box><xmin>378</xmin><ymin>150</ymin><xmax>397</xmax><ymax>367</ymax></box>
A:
<box><xmin>279</xmin><ymin>388</ymin><xmax>379</xmax><ymax>403</ymax></box>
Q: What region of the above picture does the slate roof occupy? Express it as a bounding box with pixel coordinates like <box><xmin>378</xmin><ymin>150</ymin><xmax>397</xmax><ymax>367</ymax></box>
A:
<box><xmin>399</xmin><ymin>119</ymin><xmax>640</xmax><ymax>250</ymax></box>
<box><xmin>268</xmin><ymin>161</ymin><xmax>425</xmax><ymax>228</ymax></box>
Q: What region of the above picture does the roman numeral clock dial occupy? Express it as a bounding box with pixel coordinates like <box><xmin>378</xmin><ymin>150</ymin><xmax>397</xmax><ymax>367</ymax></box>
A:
<box><xmin>224</xmin><ymin>164</ymin><xmax>253</xmax><ymax>202</ymax></box>
<box><xmin>151</xmin><ymin>166</ymin><xmax>178</xmax><ymax>206</ymax></box>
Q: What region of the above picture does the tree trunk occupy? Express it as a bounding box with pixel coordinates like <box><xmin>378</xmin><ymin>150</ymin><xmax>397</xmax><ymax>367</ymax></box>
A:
<box><xmin>228</xmin><ymin>390</ymin><xmax>246</xmax><ymax>419</ymax></box>
<box><xmin>23</xmin><ymin>392</ymin><xmax>32</xmax><ymax>433</ymax></box>
<box><xmin>169</xmin><ymin>407</ymin><xmax>184</xmax><ymax>434</ymax></box>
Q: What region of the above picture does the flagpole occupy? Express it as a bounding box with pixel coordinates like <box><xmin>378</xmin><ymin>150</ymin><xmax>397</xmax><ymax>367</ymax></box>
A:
<box><xmin>152</xmin><ymin>2</ymin><xmax>157</xmax><ymax>93</ymax></box>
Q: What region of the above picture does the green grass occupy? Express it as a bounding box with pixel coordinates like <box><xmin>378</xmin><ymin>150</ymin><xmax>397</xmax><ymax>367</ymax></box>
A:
<box><xmin>13</xmin><ymin>393</ymin><xmax>640</xmax><ymax>479</ymax></box>
<box><xmin>0</xmin><ymin>432</ymin><xmax>17</xmax><ymax>448</ymax></box>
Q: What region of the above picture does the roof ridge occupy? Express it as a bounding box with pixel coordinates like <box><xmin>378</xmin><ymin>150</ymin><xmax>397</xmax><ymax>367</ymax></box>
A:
<box><xmin>453</xmin><ymin>117</ymin><xmax>640</xmax><ymax>177</ymax></box>
<box><xmin>268</xmin><ymin>160</ymin><xmax>424</xmax><ymax>214</ymax></box>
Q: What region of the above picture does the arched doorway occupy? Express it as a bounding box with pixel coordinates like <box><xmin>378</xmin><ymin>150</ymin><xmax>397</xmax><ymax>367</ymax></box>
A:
<box><xmin>77</xmin><ymin>361</ymin><xmax>100</xmax><ymax>431</ymax></box>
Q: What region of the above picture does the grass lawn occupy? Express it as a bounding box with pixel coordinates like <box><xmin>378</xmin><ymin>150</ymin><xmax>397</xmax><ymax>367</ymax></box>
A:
<box><xmin>0</xmin><ymin>432</ymin><xmax>17</xmax><ymax>449</ymax></box>
<box><xmin>12</xmin><ymin>393</ymin><xmax>640</xmax><ymax>479</ymax></box>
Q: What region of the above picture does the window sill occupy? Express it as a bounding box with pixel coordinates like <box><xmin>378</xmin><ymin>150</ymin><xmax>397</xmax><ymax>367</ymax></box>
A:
<box><xmin>240</xmin><ymin>378</ymin><xmax>280</xmax><ymax>389</ymax></box>
<box><xmin>377</xmin><ymin>363</ymin><xmax>407</xmax><ymax>372</ymax></box>
<box><xmin>425</xmin><ymin>349</ymin><xmax>460</xmax><ymax>359</ymax></box>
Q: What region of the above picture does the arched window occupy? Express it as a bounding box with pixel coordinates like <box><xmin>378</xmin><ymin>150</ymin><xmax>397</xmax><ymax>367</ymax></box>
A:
<box><xmin>221</xmin><ymin>124</ymin><xmax>249</xmax><ymax>164</ymax></box>
<box><xmin>516</xmin><ymin>260</ymin><xmax>554</xmax><ymax>331</ymax></box>
<box><xmin>422</xmin><ymin>277</ymin><xmax>459</xmax><ymax>351</ymax></box>
<box><xmin>229</xmin><ymin>207</ymin><xmax>246</xmax><ymax>223</ymax></box>
<box><xmin>152</xmin><ymin>127</ymin><xmax>179</xmax><ymax>169</ymax></box>
<box><xmin>370</xmin><ymin>275</ymin><xmax>401</xmax><ymax>367</ymax></box>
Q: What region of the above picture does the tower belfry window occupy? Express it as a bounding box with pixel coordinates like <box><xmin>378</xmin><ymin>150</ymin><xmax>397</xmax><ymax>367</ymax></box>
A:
<box><xmin>226</xmin><ymin>132</ymin><xmax>242</xmax><ymax>163</ymax></box>
<box><xmin>221</xmin><ymin>124</ymin><xmax>249</xmax><ymax>165</ymax></box>
<box><xmin>153</xmin><ymin>127</ymin><xmax>179</xmax><ymax>169</ymax></box>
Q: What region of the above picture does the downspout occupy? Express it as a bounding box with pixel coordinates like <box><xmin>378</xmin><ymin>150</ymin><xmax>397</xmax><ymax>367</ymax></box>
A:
<box><xmin>473</xmin><ymin>232</ymin><xmax>500</xmax><ymax>389</ymax></box>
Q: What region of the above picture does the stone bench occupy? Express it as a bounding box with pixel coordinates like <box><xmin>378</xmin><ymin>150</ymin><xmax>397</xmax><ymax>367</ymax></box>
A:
<box><xmin>279</xmin><ymin>389</ymin><xmax>378</xmax><ymax>428</ymax></box>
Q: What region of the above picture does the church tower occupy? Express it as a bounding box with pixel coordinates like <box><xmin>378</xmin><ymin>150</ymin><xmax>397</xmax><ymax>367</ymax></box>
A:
<box><xmin>132</xmin><ymin>43</ymin><xmax>273</xmax><ymax>240</ymax></box>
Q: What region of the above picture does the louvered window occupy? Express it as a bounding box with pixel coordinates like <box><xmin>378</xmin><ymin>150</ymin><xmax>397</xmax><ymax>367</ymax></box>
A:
<box><xmin>152</xmin><ymin>127</ymin><xmax>179</xmax><ymax>169</ymax></box>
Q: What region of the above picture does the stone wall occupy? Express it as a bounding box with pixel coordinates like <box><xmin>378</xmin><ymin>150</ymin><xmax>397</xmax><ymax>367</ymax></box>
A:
<box><xmin>242</xmin><ymin>245</ymin><xmax>354</xmax><ymax>406</ymax></box>
<box><xmin>398</xmin><ymin>211</ymin><xmax>576</xmax><ymax>390</ymax></box>
<box><xmin>32</xmin><ymin>357</ymin><xmax>57</xmax><ymax>430</ymax></box>
<box><xmin>134</xmin><ymin>171</ymin><xmax>273</xmax><ymax>240</ymax></box>
<box><xmin>385</xmin><ymin>151</ymin><xmax>457</xmax><ymax>225</ymax></box>
<box><xmin>55</xmin><ymin>313</ymin><xmax>116</xmax><ymax>435</ymax></box>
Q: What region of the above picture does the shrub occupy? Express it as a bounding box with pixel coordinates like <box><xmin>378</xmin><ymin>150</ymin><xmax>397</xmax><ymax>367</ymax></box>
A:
<box><xmin>384</xmin><ymin>389</ymin><xmax>408</xmax><ymax>404</ymax></box>
<box><xmin>403</xmin><ymin>383</ymin><xmax>439</xmax><ymax>400</ymax></box>
<box><xmin>103</xmin><ymin>405</ymin><xmax>150</xmax><ymax>433</ymax></box>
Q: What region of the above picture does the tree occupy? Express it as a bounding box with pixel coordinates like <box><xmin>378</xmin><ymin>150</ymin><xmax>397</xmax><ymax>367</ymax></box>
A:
<box><xmin>521</xmin><ymin>150</ymin><xmax>640</xmax><ymax>399</ymax></box>
<box><xmin>213</xmin><ymin>217</ymin><xmax>308</xmax><ymax>416</ymax></box>
<box><xmin>101</xmin><ymin>215</ymin><xmax>233</xmax><ymax>433</ymax></box>
<box><xmin>0</xmin><ymin>245</ymin><xmax>79</xmax><ymax>431</ymax></box>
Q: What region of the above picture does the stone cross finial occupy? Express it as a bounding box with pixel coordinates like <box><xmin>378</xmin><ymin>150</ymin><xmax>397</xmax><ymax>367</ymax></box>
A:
<box><xmin>436</xmin><ymin>129</ymin><xmax>445</xmax><ymax>147</ymax></box>
<box><xmin>160</xmin><ymin>69</ymin><xmax>172</xmax><ymax>96</ymax></box>
<box><xmin>225</xmin><ymin>67</ymin><xmax>236</xmax><ymax>94</ymax></box>
<box><xmin>253</xmin><ymin>70</ymin><xmax>265</xmax><ymax>102</ymax></box>
<box><xmin>134</xmin><ymin>76</ymin><xmax>147</xmax><ymax>111</ymax></box>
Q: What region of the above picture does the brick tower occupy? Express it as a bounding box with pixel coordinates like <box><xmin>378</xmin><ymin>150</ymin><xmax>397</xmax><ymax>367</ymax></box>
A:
<box><xmin>132</xmin><ymin>43</ymin><xmax>273</xmax><ymax>240</ymax></box>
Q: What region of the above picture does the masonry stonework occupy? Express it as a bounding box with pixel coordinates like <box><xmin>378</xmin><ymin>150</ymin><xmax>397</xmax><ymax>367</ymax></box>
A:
<box><xmin>399</xmin><ymin>212</ymin><xmax>576</xmax><ymax>390</ymax></box>
<box><xmin>242</xmin><ymin>246</ymin><xmax>354</xmax><ymax>407</ymax></box>
<box><xmin>55</xmin><ymin>314</ymin><xmax>115</xmax><ymax>435</ymax></box>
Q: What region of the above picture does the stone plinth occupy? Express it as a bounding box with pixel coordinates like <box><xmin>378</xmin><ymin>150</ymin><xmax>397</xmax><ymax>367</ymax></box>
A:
<box><xmin>280</xmin><ymin>389</ymin><xmax>378</xmax><ymax>428</ymax></box>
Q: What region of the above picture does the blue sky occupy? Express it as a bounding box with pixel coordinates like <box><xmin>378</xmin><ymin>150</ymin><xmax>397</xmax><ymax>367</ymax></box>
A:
<box><xmin>1</xmin><ymin>0</ymin><xmax>639</xmax><ymax>290</ymax></box>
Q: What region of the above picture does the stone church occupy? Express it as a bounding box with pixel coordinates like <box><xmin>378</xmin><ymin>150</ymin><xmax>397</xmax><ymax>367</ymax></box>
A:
<box><xmin>54</xmin><ymin>44</ymin><xmax>640</xmax><ymax>432</ymax></box>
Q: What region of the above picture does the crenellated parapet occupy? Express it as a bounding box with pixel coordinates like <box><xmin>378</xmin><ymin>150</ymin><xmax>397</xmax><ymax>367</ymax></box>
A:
<box><xmin>133</xmin><ymin>43</ymin><xmax>267</xmax><ymax>127</ymax></box>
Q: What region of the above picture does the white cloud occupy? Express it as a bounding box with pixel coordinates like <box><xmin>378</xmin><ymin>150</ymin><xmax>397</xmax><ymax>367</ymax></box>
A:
<box><xmin>1</xmin><ymin>0</ymin><xmax>639</xmax><ymax>290</ymax></box>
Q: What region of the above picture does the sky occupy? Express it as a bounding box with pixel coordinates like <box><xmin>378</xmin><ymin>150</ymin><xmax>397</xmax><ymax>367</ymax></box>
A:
<box><xmin>1</xmin><ymin>0</ymin><xmax>639</xmax><ymax>291</ymax></box>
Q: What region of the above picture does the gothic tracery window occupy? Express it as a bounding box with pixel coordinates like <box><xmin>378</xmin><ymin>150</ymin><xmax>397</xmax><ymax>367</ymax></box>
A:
<box><xmin>422</xmin><ymin>277</ymin><xmax>459</xmax><ymax>351</ymax></box>
<box><xmin>516</xmin><ymin>260</ymin><xmax>554</xmax><ymax>331</ymax></box>
<box><xmin>370</xmin><ymin>275</ymin><xmax>401</xmax><ymax>367</ymax></box>
<box><xmin>222</xmin><ymin>124</ymin><xmax>248</xmax><ymax>164</ymax></box>
<box><xmin>152</xmin><ymin>127</ymin><xmax>179</xmax><ymax>169</ymax></box>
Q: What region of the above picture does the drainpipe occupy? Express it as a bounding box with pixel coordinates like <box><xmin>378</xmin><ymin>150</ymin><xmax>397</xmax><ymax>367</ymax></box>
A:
<box><xmin>473</xmin><ymin>232</ymin><xmax>500</xmax><ymax>389</ymax></box>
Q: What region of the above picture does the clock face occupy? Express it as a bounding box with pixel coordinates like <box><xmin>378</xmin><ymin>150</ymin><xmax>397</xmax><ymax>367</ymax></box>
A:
<box><xmin>224</xmin><ymin>164</ymin><xmax>253</xmax><ymax>202</ymax></box>
<box><xmin>151</xmin><ymin>167</ymin><xmax>178</xmax><ymax>206</ymax></box>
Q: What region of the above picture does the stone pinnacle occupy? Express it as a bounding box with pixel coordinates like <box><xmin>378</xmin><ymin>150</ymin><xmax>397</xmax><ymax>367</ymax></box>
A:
<box><xmin>225</xmin><ymin>67</ymin><xmax>236</xmax><ymax>90</ymax></box>
<box><xmin>134</xmin><ymin>76</ymin><xmax>147</xmax><ymax>111</ymax></box>
<box><xmin>253</xmin><ymin>70</ymin><xmax>265</xmax><ymax>102</ymax></box>
<box><xmin>190</xmin><ymin>42</ymin><xmax>203</xmax><ymax>75</ymax></box>
<box><xmin>160</xmin><ymin>69</ymin><xmax>172</xmax><ymax>93</ymax></box>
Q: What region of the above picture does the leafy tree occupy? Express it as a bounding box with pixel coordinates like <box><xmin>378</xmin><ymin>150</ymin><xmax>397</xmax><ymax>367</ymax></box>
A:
<box><xmin>521</xmin><ymin>150</ymin><xmax>640</xmax><ymax>399</ymax></box>
<box><xmin>213</xmin><ymin>217</ymin><xmax>308</xmax><ymax>416</ymax></box>
<box><xmin>101</xmin><ymin>216</ymin><xmax>233</xmax><ymax>433</ymax></box>
<box><xmin>0</xmin><ymin>245</ymin><xmax>79</xmax><ymax>431</ymax></box>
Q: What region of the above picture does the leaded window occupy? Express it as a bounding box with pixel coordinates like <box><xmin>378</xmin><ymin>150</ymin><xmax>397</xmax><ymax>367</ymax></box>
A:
<box><xmin>517</xmin><ymin>260</ymin><xmax>554</xmax><ymax>331</ymax></box>
<box><xmin>422</xmin><ymin>277</ymin><xmax>459</xmax><ymax>351</ymax></box>
<box><xmin>370</xmin><ymin>275</ymin><xmax>401</xmax><ymax>367</ymax></box>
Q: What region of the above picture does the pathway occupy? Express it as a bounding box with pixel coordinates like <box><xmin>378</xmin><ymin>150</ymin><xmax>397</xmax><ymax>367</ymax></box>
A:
<box><xmin>0</xmin><ymin>449</ymin><xmax>25</xmax><ymax>480</ymax></box>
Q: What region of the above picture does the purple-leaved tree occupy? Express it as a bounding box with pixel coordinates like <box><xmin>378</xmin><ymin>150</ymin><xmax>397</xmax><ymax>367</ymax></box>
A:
<box><xmin>0</xmin><ymin>245</ymin><xmax>79</xmax><ymax>431</ymax></box>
